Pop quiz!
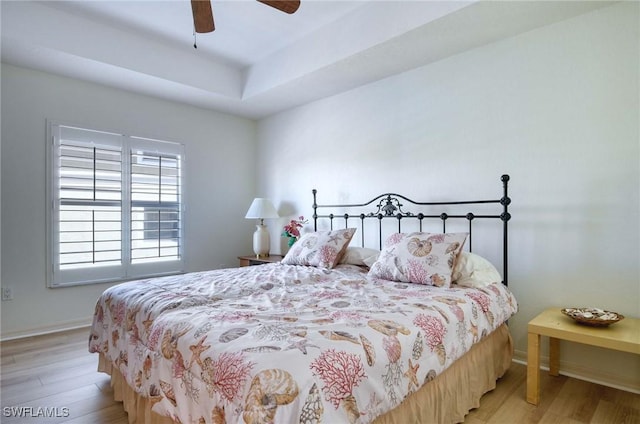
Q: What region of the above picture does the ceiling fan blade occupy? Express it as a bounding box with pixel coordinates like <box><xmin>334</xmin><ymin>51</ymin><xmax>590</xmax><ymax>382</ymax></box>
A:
<box><xmin>191</xmin><ymin>0</ymin><xmax>215</xmax><ymax>33</ymax></box>
<box><xmin>257</xmin><ymin>0</ymin><xmax>301</xmax><ymax>14</ymax></box>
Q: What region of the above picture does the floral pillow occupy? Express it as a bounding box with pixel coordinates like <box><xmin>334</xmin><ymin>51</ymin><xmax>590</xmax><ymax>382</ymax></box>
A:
<box><xmin>368</xmin><ymin>232</ymin><xmax>468</xmax><ymax>287</ymax></box>
<box><xmin>281</xmin><ymin>228</ymin><xmax>356</xmax><ymax>269</ymax></box>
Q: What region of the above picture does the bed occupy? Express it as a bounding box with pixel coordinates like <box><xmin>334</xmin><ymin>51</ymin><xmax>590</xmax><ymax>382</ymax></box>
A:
<box><xmin>89</xmin><ymin>175</ymin><xmax>516</xmax><ymax>424</ymax></box>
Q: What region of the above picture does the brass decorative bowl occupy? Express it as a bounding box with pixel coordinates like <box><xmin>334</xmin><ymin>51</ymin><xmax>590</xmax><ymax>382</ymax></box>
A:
<box><xmin>561</xmin><ymin>307</ymin><xmax>624</xmax><ymax>327</ymax></box>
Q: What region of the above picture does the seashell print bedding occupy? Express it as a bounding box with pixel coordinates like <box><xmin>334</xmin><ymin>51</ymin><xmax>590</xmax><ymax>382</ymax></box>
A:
<box><xmin>89</xmin><ymin>262</ymin><xmax>517</xmax><ymax>423</ymax></box>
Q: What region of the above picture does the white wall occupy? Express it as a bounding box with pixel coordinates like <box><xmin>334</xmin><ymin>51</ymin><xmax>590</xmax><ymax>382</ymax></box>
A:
<box><xmin>257</xmin><ymin>3</ymin><xmax>639</xmax><ymax>391</ymax></box>
<box><xmin>0</xmin><ymin>64</ymin><xmax>257</xmax><ymax>338</ymax></box>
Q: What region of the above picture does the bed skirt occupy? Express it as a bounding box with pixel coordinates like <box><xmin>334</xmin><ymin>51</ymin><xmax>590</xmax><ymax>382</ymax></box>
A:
<box><xmin>98</xmin><ymin>323</ymin><xmax>513</xmax><ymax>424</ymax></box>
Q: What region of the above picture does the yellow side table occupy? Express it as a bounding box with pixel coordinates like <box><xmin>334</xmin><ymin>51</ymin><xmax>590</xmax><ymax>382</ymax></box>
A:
<box><xmin>526</xmin><ymin>307</ymin><xmax>639</xmax><ymax>405</ymax></box>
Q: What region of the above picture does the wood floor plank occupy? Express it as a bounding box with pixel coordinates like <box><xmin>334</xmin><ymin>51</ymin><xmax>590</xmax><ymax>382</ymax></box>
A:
<box><xmin>536</xmin><ymin>411</ymin><xmax>584</xmax><ymax>424</ymax></box>
<box><xmin>62</xmin><ymin>403</ymin><xmax>129</xmax><ymax>424</ymax></box>
<box><xmin>526</xmin><ymin>372</ymin><xmax>570</xmax><ymax>423</ymax></box>
<box><xmin>1</xmin><ymin>328</ymin><xmax>639</xmax><ymax>424</ymax></box>
<box><xmin>95</xmin><ymin>373</ymin><xmax>116</xmax><ymax>394</ymax></box>
<box><xmin>1</xmin><ymin>354</ymin><xmax>16</xmax><ymax>367</ymax></box>
<box><xmin>2</xmin><ymin>353</ymin><xmax>96</xmax><ymax>381</ymax></box>
<box><xmin>2</xmin><ymin>391</ymin><xmax>125</xmax><ymax>424</ymax></box>
<box><xmin>9</xmin><ymin>339</ymin><xmax>89</xmax><ymax>367</ymax></box>
<box><xmin>547</xmin><ymin>377</ymin><xmax>604</xmax><ymax>422</ymax></box>
<box><xmin>480</xmin><ymin>384</ymin><xmax>538</xmax><ymax>423</ymax></box>
<box><xmin>38</xmin><ymin>359</ymin><xmax>101</xmax><ymax>386</ymax></box>
<box><xmin>2</xmin><ymin>368</ymin><xmax>110</xmax><ymax>407</ymax></box>
<box><xmin>600</xmin><ymin>384</ymin><xmax>640</xmax><ymax>410</ymax></box>
<box><xmin>591</xmin><ymin>399</ymin><xmax>640</xmax><ymax>424</ymax></box>
<box><xmin>466</xmin><ymin>362</ymin><xmax>527</xmax><ymax>421</ymax></box>
<box><xmin>1</xmin><ymin>328</ymin><xmax>89</xmax><ymax>356</ymax></box>
<box><xmin>0</xmin><ymin>374</ymin><xmax>42</xmax><ymax>392</ymax></box>
<box><xmin>2</xmin><ymin>384</ymin><xmax>106</xmax><ymax>423</ymax></box>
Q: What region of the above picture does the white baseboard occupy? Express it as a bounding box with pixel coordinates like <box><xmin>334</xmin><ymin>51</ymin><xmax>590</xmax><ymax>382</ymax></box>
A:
<box><xmin>513</xmin><ymin>349</ymin><xmax>640</xmax><ymax>394</ymax></box>
<box><xmin>0</xmin><ymin>317</ymin><xmax>92</xmax><ymax>342</ymax></box>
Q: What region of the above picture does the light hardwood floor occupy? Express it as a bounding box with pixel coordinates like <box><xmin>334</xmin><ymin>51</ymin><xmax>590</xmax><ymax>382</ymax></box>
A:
<box><xmin>1</xmin><ymin>327</ymin><xmax>638</xmax><ymax>423</ymax></box>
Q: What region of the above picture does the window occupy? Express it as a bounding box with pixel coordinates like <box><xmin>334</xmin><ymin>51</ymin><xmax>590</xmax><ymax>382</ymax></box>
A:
<box><xmin>48</xmin><ymin>123</ymin><xmax>184</xmax><ymax>287</ymax></box>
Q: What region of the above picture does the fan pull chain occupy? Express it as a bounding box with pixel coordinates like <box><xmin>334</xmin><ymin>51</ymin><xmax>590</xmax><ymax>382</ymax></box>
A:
<box><xmin>193</xmin><ymin>30</ymin><xmax>198</xmax><ymax>49</ymax></box>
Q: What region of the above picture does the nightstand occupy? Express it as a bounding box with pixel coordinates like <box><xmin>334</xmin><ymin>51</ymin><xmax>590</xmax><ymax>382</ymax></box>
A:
<box><xmin>238</xmin><ymin>255</ymin><xmax>283</xmax><ymax>267</ymax></box>
<box><xmin>526</xmin><ymin>308</ymin><xmax>639</xmax><ymax>405</ymax></box>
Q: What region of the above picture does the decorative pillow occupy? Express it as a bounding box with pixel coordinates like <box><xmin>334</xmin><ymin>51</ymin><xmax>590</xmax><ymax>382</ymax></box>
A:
<box><xmin>339</xmin><ymin>247</ymin><xmax>380</xmax><ymax>267</ymax></box>
<box><xmin>452</xmin><ymin>251</ymin><xmax>502</xmax><ymax>288</ymax></box>
<box><xmin>282</xmin><ymin>228</ymin><xmax>356</xmax><ymax>269</ymax></box>
<box><xmin>368</xmin><ymin>232</ymin><xmax>468</xmax><ymax>287</ymax></box>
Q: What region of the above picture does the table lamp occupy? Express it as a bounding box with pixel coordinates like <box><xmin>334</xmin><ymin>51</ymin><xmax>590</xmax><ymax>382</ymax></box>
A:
<box><xmin>245</xmin><ymin>198</ymin><xmax>279</xmax><ymax>257</ymax></box>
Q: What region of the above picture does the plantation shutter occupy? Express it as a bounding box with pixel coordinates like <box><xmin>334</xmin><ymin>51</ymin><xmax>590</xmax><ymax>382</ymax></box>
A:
<box><xmin>129</xmin><ymin>137</ymin><xmax>183</xmax><ymax>268</ymax></box>
<box><xmin>49</xmin><ymin>124</ymin><xmax>184</xmax><ymax>287</ymax></box>
<box><xmin>51</xmin><ymin>126</ymin><xmax>125</xmax><ymax>285</ymax></box>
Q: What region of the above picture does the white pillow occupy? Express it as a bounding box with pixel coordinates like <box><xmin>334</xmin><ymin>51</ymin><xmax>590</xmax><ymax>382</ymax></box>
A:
<box><xmin>452</xmin><ymin>251</ymin><xmax>502</xmax><ymax>288</ymax></box>
<box><xmin>339</xmin><ymin>247</ymin><xmax>380</xmax><ymax>267</ymax></box>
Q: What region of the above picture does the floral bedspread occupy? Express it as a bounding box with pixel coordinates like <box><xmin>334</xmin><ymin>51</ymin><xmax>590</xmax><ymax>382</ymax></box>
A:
<box><xmin>89</xmin><ymin>263</ymin><xmax>517</xmax><ymax>424</ymax></box>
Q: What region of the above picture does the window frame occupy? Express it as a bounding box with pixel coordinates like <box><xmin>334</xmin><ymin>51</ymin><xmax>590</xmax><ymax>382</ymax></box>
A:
<box><xmin>46</xmin><ymin>121</ymin><xmax>186</xmax><ymax>288</ymax></box>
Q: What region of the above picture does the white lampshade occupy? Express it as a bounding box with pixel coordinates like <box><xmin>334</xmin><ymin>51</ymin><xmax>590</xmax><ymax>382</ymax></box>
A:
<box><xmin>245</xmin><ymin>198</ymin><xmax>279</xmax><ymax>221</ymax></box>
<box><xmin>245</xmin><ymin>198</ymin><xmax>278</xmax><ymax>258</ymax></box>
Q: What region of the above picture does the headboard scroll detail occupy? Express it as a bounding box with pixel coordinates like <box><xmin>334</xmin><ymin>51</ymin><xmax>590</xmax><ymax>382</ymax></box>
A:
<box><xmin>312</xmin><ymin>174</ymin><xmax>511</xmax><ymax>286</ymax></box>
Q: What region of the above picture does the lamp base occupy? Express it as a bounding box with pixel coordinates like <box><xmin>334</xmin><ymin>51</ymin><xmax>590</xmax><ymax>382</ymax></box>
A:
<box><xmin>252</xmin><ymin>224</ymin><xmax>271</xmax><ymax>257</ymax></box>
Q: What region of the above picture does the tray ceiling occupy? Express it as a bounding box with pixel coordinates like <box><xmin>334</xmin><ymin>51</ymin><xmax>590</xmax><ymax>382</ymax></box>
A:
<box><xmin>1</xmin><ymin>1</ymin><xmax>613</xmax><ymax>119</ymax></box>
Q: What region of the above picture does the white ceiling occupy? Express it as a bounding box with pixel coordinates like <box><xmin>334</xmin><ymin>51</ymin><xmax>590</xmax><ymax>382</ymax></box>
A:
<box><xmin>1</xmin><ymin>1</ymin><xmax>614</xmax><ymax>119</ymax></box>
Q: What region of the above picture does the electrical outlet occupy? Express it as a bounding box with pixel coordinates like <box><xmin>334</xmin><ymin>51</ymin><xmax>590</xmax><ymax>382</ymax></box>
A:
<box><xmin>1</xmin><ymin>287</ymin><xmax>13</xmax><ymax>301</ymax></box>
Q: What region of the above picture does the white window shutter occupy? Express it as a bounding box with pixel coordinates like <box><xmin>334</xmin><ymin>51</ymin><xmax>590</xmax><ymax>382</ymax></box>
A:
<box><xmin>48</xmin><ymin>123</ymin><xmax>184</xmax><ymax>287</ymax></box>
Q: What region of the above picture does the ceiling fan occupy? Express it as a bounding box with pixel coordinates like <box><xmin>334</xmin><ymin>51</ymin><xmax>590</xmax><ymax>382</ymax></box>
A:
<box><xmin>191</xmin><ymin>0</ymin><xmax>301</xmax><ymax>33</ymax></box>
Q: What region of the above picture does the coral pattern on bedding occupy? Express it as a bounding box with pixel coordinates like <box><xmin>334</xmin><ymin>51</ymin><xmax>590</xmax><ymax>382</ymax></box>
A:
<box><xmin>89</xmin><ymin>263</ymin><xmax>517</xmax><ymax>424</ymax></box>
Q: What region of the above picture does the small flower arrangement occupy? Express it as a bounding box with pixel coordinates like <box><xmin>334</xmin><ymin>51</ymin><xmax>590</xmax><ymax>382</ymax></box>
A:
<box><xmin>282</xmin><ymin>216</ymin><xmax>308</xmax><ymax>247</ymax></box>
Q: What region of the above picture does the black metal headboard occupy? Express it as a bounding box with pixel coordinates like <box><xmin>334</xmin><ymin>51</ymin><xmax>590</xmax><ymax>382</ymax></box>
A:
<box><xmin>312</xmin><ymin>175</ymin><xmax>511</xmax><ymax>286</ymax></box>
